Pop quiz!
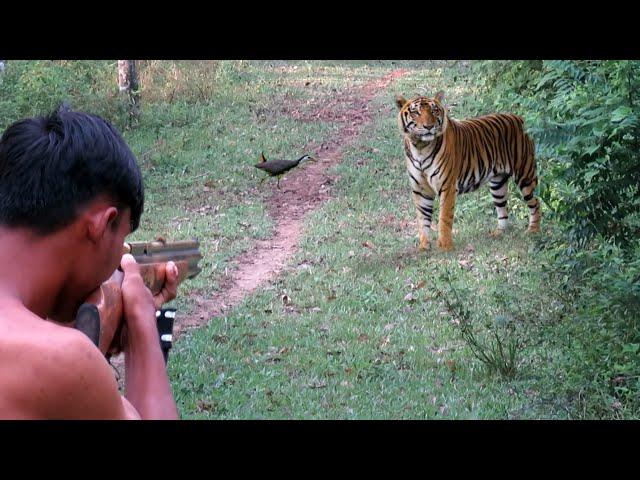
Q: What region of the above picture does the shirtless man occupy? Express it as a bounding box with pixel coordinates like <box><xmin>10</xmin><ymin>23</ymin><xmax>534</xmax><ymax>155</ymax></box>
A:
<box><xmin>0</xmin><ymin>106</ymin><xmax>180</xmax><ymax>419</ymax></box>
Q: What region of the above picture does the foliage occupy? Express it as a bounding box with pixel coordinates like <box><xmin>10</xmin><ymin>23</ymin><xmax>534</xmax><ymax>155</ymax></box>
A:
<box><xmin>455</xmin><ymin>60</ymin><xmax>640</xmax><ymax>251</ymax></box>
<box><xmin>450</xmin><ymin>60</ymin><xmax>640</xmax><ymax>416</ymax></box>
<box><xmin>2</xmin><ymin>60</ymin><xmax>639</xmax><ymax>418</ymax></box>
<box><xmin>0</xmin><ymin>60</ymin><xmax>132</xmax><ymax>131</ymax></box>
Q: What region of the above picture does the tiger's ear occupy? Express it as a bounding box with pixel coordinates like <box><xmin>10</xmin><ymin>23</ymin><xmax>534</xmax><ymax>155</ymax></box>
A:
<box><xmin>434</xmin><ymin>91</ymin><xmax>446</xmax><ymax>104</ymax></box>
<box><xmin>395</xmin><ymin>95</ymin><xmax>408</xmax><ymax>110</ymax></box>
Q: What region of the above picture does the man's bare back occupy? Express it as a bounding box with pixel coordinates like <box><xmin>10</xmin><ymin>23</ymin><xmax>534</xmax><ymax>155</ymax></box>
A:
<box><xmin>0</xmin><ymin>107</ymin><xmax>180</xmax><ymax>419</ymax></box>
<box><xmin>0</xmin><ymin>303</ymin><xmax>133</xmax><ymax>419</ymax></box>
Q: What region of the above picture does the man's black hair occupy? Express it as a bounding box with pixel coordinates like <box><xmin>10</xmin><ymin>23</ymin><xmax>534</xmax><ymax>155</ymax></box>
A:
<box><xmin>0</xmin><ymin>105</ymin><xmax>144</xmax><ymax>234</ymax></box>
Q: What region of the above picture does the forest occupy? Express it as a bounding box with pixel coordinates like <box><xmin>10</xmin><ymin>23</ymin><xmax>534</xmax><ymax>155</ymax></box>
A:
<box><xmin>0</xmin><ymin>60</ymin><xmax>638</xmax><ymax>419</ymax></box>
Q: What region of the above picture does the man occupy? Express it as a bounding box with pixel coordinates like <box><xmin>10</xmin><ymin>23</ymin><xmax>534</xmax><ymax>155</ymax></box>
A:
<box><xmin>0</xmin><ymin>106</ymin><xmax>180</xmax><ymax>419</ymax></box>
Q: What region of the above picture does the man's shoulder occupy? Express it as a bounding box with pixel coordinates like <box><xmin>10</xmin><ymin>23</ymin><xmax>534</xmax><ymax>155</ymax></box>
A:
<box><xmin>33</xmin><ymin>321</ymin><xmax>109</xmax><ymax>374</ymax></box>
<box><xmin>7</xmin><ymin>312</ymin><xmax>103</xmax><ymax>371</ymax></box>
<box><xmin>0</xmin><ymin>314</ymin><xmax>124</xmax><ymax>419</ymax></box>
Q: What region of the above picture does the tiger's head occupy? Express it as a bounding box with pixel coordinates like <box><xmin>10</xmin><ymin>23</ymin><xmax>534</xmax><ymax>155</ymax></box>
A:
<box><xmin>395</xmin><ymin>91</ymin><xmax>448</xmax><ymax>144</ymax></box>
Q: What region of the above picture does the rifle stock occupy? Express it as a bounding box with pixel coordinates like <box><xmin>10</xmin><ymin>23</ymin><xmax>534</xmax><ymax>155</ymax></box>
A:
<box><xmin>75</xmin><ymin>238</ymin><xmax>202</xmax><ymax>357</ymax></box>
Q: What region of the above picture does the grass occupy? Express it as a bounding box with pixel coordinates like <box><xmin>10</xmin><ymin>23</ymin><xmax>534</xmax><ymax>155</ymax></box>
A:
<box><xmin>3</xmin><ymin>60</ymin><xmax>633</xmax><ymax>419</ymax></box>
<box><xmin>123</xmin><ymin>61</ymin><xmax>395</xmax><ymax>300</ymax></box>
<box><xmin>166</xmin><ymin>61</ymin><xmax>583</xmax><ymax>419</ymax></box>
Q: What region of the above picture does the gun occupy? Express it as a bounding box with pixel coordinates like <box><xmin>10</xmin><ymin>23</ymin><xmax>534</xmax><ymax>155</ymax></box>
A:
<box><xmin>74</xmin><ymin>238</ymin><xmax>202</xmax><ymax>363</ymax></box>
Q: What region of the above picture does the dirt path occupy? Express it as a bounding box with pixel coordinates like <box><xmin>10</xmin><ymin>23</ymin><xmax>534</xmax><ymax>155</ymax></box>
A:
<box><xmin>179</xmin><ymin>69</ymin><xmax>407</xmax><ymax>336</ymax></box>
<box><xmin>111</xmin><ymin>69</ymin><xmax>407</xmax><ymax>385</ymax></box>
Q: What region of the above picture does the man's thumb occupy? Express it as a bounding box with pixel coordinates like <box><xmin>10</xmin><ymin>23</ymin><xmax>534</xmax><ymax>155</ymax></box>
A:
<box><xmin>120</xmin><ymin>253</ymin><xmax>140</xmax><ymax>274</ymax></box>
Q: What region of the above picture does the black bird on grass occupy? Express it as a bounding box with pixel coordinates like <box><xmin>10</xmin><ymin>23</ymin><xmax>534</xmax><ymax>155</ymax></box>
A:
<box><xmin>254</xmin><ymin>152</ymin><xmax>316</xmax><ymax>189</ymax></box>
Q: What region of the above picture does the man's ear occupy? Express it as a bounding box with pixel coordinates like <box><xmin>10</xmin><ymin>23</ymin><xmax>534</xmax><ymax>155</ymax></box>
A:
<box><xmin>85</xmin><ymin>206</ymin><xmax>120</xmax><ymax>244</ymax></box>
<box><xmin>395</xmin><ymin>95</ymin><xmax>408</xmax><ymax>110</ymax></box>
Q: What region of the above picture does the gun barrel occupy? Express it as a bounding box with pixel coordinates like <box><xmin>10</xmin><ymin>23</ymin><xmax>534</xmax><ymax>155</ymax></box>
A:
<box><xmin>123</xmin><ymin>239</ymin><xmax>202</xmax><ymax>279</ymax></box>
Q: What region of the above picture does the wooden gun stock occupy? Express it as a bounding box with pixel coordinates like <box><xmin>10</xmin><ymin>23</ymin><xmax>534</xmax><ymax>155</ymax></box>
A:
<box><xmin>75</xmin><ymin>238</ymin><xmax>202</xmax><ymax>356</ymax></box>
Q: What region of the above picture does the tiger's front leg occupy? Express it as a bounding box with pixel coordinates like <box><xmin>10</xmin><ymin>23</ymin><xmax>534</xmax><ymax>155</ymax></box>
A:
<box><xmin>406</xmin><ymin>155</ymin><xmax>436</xmax><ymax>252</ymax></box>
<box><xmin>411</xmin><ymin>189</ymin><xmax>435</xmax><ymax>251</ymax></box>
<box><xmin>437</xmin><ymin>186</ymin><xmax>457</xmax><ymax>251</ymax></box>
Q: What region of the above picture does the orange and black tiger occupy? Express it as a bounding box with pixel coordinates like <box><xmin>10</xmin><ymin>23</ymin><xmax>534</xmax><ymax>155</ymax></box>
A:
<box><xmin>395</xmin><ymin>91</ymin><xmax>541</xmax><ymax>251</ymax></box>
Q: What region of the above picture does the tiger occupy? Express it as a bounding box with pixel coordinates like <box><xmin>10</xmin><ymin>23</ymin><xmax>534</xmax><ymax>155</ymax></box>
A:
<box><xmin>395</xmin><ymin>91</ymin><xmax>541</xmax><ymax>252</ymax></box>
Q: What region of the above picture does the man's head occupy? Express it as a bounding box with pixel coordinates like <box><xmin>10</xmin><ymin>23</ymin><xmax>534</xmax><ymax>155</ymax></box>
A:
<box><xmin>0</xmin><ymin>106</ymin><xmax>145</xmax><ymax>317</ymax></box>
<box><xmin>0</xmin><ymin>105</ymin><xmax>144</xmax><ymax>234</ymax></box>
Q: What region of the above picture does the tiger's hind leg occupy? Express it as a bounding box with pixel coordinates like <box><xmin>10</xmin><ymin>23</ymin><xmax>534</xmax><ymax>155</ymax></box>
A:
<box><xmin>516</xmin><ymin>134</ymin><xmax>541</xmax><ymax>233</ymax></box>
<box><xmin>489</xmin><ymin>174</ymin><xmax>510</xmax><ymax>237</ymax></box>
<box><xmin>519</xmin><ymin>176</ymin><xmax>541</xmax><ymax>233</ymax></box>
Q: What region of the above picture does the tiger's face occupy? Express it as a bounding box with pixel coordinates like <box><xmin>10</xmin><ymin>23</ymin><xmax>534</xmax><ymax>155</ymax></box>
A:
<box><xmin>396</xmin><ymin>92</ymin><xmax>447</xmax><ymax>143</ymax></box>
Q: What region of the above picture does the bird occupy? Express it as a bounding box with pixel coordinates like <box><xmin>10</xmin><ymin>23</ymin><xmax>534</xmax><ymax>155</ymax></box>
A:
<box><xmin>254</xmin><ymin>152</ymin><xmax>316</xmax><ymax>189</ymax></box>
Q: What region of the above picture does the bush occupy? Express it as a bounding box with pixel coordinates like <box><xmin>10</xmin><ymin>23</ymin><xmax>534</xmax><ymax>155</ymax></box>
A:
<box><xmin>451</xmin><ymin>60</ymin><xmax>640</xmax><ymax>417</ymax></box>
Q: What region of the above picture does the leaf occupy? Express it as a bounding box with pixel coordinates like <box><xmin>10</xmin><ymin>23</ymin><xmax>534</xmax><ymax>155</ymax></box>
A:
<box><xmin>584</xmin><ymin>170</ymin><xmax>599</xmax><ymax>183</ymax></box>
<box><xmin>308</xmin><ymin>380</ymin><xmax>327</xmax><ymax>389</ymax></box>
<box><xmin>611</xmin><ymin>105</ymin><xmax>632</xmax><ymax>123</ymax></box>
<box><xmin>414</xmin><ymin>280</ymin><xmax>427</xmax><ymax>290</ymax></box>
<box><xmin>213</xmin><ymin>373</ymin><xmax>225</xmax><ymax>388</ymax></box>
<box><xmin>196</xmin><ymin>400</ymin><xmax>215</xmax><ymax>412</ymax></box>
<box><xmin>583</xmin><ymin>144</ymin><xmax>600</xmax><ymax>156</ymax></box>
<box><xmin>404</xmin><ymin>292</ymin><xmax>416</xmax><ymax>303</ymax></box>
<box><xmin>458</xmin><ymin>259</ymin><xmax>473</xmax><ymax>270</ymax></box>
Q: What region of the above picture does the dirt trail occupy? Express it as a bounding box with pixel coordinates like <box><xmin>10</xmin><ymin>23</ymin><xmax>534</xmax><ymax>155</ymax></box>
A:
<box><xmin>179</xmin><ymin>69</ymin><xmax>407</xmax><ymax>336</ymax></box>
<box><xmin>111</xmin><ymin>69</ymin><xmax>407</xmax><ymax>383</ymax></box>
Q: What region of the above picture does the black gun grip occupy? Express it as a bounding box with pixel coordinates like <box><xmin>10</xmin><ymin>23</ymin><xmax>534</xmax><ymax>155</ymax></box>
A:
<box><xmin>75</xmin><ymin>303</ymin><xmax>101</xmax><ymax>347</ymax></box>
<box><xmin>156</xmin><ymin>308</ymin><xmax>176</xmax><ymax>365</ymax></box>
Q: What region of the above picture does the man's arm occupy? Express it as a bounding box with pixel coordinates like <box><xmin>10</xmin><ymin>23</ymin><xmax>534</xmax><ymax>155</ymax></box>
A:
<box><xmin>119</xmin><ymin>254</ymin><xmax>179</xmax><ymax>419</ymax></box>
<box><xmin>36</xmin><ymin>255</ymin><xmax>179</xmax><ymax>420</ymax></box>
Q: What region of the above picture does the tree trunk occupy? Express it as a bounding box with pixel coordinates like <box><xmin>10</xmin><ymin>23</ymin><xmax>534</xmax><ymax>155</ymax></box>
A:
<box><xmin>117</xmin><ymin>60</ymin><xmax>140</xmax><ymax>126</ymax></box>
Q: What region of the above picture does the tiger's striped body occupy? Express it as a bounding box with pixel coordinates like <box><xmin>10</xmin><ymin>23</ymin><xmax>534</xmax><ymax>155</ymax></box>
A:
<box><xmin>396</xmin><ymin>92</ymin><xmax>541</xmax><ymax>251</ymax></box>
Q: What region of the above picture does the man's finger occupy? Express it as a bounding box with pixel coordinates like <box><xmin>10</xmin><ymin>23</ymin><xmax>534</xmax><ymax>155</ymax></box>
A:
<box><xmin>153</xmin><ymin>262</ymin><xmax>179</xmax><ymax>309</ymax></box>
<box><xmin>120</xmin><ymin>253</ymin><xmax>141</xmax><ymax>275</ymax></box>
<box><xmin>166</xmin><ymin>261</ymin><xmax>179</xmax><ymax>282</ymax></box>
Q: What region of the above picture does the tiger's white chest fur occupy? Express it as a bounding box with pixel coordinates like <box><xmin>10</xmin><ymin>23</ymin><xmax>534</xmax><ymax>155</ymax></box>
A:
<box><xmin>405</xmin><ymin>137</ymin><xmax>445</xmax><ymax>194</ymax></box>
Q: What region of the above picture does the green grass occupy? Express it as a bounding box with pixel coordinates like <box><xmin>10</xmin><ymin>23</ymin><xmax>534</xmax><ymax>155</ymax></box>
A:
<box><xmin>167</xmin><ymin>62</ymin><xmax>589</xmax><ymax>419</ymax></box>
<box><xmin>124</xmin><ymin>61</ymin><xmax>395</xmax><ymax>299</ymax></box>
<box><xmin>4</xmin><ymin>60</ymin><xmax>632</xmax><ymax>419</ymax></box>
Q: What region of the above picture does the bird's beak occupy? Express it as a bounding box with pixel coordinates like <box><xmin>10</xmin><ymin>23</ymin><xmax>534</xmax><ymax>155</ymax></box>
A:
<box><xmin>309</xmin><ymin>156</ymin><xmax>318</xmax><ymax>162</ymax></box>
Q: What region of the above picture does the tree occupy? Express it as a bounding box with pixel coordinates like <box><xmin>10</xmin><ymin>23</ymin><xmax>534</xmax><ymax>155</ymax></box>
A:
<box><xmin>117</xmin><ymin>60</ymin><xmax>140</xmax><ymax>126</ymax></box>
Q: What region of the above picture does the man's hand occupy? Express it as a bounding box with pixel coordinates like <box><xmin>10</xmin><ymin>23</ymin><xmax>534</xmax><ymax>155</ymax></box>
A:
<box><xmin>119</xmin><ymin>254</ymin><xmax>180</xmax><ymax>331</ymax></box>
<box><xmin>120</xmin><ymin>254</ymin><xmax>157</xmax><ymax>332</ymax></box>
<box><xmin>105</xmin><ymin>256</ymin><xmax>180</xmax><ymax>355</ymax></box>
<box><xmin>118</xmin><ymin>253</ymin><xmax>180</xmax><ymax>419</ymax></box>
<box><xmin>151</xmin><ymin>260</ymin><xmax>179</xmax><ymax>310</ymax></box>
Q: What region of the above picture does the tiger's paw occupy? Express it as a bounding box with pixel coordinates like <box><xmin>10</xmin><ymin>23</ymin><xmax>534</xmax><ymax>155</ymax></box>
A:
<box><xmin>418</xmin><ymin>235</ymin><xmax>431</xmax><ymax>252</ymax></box>
<box><xmin>526</xmin><ymin>225</ymin><xmax>541</xmax><ymax>234</ymax></box>
<box><xmin>437</xmin><ymin>237</ymin><xmax>454</xmax><ymax>251</ymax></box>
<box><xmin>417</xmin><ymin>231</ymin><xmax>431</xmax><ymax>252</ymax></box>
<box><xmin>489</xmin><ymin>228</ymin><xmax>506</xmax><ymax>238</ymax></box>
